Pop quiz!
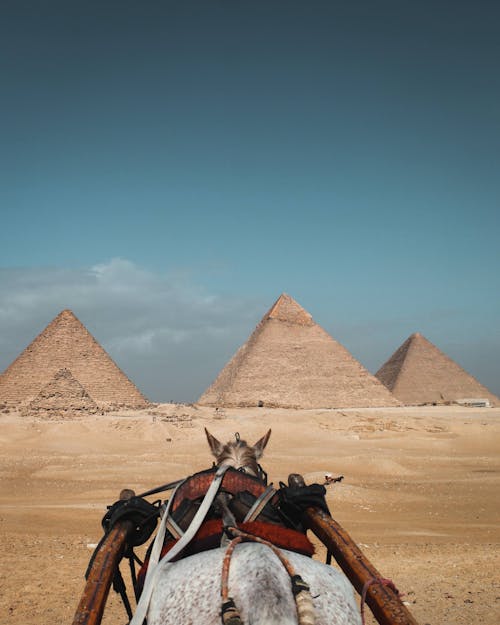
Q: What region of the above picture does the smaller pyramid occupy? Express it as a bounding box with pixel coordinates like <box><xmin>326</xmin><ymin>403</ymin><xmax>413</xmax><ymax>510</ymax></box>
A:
<box><xmin>26</xmin><ymin>368</ymin><xmax>98</xmax><ymax>417</ymax></box>
<box><xmin>375</xmin><ymin>333</ymin><xmax>499</xmax><ymax>406</ymax></box>
<box><xmin>199</xmin><ymin>293</ymin><xmax>400</xmax><ymax>409</ymax></box>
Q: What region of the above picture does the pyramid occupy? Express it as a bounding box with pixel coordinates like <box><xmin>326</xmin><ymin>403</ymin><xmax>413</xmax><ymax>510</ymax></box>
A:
<box><xmin>375</xmin><ymin>332</ymin><xmax>499</xmax><ymax>406</ymax></box>
<box><xmin>0</xmin><ymin>310</ymin><xmax>148</xmax><ymax>409</ymax></box>
<box><xmin>25</xmin><ymin>368</ymin><xmax>98</xmax><ymax>416</ymax></box>
<box><xmin>198</xmin><ymin>294</ymin><xmax>400</xmax><ymax>409</ymax></box>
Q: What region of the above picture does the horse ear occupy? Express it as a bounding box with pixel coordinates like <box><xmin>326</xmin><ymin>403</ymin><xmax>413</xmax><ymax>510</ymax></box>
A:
<box><xmin>205</xmin><ymin>428</ymin><xmax>224</xmax><ymax>458</ymax></box>
<box><xmin>252</xmin><ymin>429</ymin><xmax>271</xmax><ymax>459</ymax></box>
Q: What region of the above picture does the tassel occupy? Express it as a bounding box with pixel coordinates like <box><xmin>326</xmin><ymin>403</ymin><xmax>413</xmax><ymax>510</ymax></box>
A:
<box><xmin>221</xmin><ymin>597</ymin><xmax>243</xmax><ymax>625</ymax></box>
<box><xmin>291</xmin><ymin>575</ymin><xmax>315</xmax><ymax>625</ymax></box>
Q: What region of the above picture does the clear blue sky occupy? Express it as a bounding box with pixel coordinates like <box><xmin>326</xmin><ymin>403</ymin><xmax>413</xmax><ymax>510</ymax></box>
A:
<box><xmin>1</xmin><ymin>1</ymin><xmax>499</xmax><ymax>401</ymax></box>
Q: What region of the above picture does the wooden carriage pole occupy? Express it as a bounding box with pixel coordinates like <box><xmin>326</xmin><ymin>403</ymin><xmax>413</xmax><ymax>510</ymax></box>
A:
<box><xmin>73</xmin><ymin>490</ymin><xmax>137</xmax><ymax>625</ymax></box>
<box><xmin>288</xmin><ymin>474</ymin><xmax>419</xmax><ymax>625</ymax></box>
<box><xmin>73</xmin><ymin>520</ymin><xmax>133</xmax><ymax>625</ymax></box>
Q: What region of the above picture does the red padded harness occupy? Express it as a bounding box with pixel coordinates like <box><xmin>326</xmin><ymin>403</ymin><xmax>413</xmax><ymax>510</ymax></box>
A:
<box><xmin>136</xmin><ymin>469</ymin><xmax>314</xmax><ymax>595</ymax></box>
<box><xmin>170</xmin><ymin>467</ymin><xmax>277</xmax><ymax>512</ymax></box>
<box><xmin>137</xmin><ymin>518</ymin><xmax>314</xmax><ymax>592</ymax></box>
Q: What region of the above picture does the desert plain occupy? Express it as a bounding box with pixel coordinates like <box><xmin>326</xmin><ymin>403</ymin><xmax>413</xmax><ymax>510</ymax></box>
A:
<box><xmin>1</xmin><ymin>404</ymin><xmax>499</xmax><ymax>625</ymax></box>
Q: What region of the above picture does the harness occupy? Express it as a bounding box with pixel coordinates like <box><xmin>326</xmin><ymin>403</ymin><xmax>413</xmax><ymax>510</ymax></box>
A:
<box><xmin>100</xmin><ymin>466</ymin><xmax>329</xmax><ymax>625</ymax></box>
<box><xmin>135</xmin><ymin>467</ymin><xmax>315</xmax><ymax>591</ymax></box>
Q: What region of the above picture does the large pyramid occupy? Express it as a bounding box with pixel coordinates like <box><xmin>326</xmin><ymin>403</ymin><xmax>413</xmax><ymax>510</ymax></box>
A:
<box><xmin>0</xmin><ymin>310</ymin><xmax>148</xmax><ymax>409</ymax></box>
<box><xmin>198</xmin><ymin>294</ymin><xmax>400</xmax><ymax>409</ymax></box>
<box><xmin>375</xmin><ymin>332</ymin><xmax>499</xmax><ymax>406</ymax></box>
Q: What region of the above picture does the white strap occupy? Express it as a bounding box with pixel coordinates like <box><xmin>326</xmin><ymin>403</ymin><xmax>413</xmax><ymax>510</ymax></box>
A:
<box><xmin>141</xmin><ymin>477</ymin><xmax>184</xmax><ymax>592</ymax></box>
<box><xmin>243</xmin><ymin>484</ymin><xmax>277</xmax><ymax>522</ymax></box>
<box><xmin>130</xmin><ymin>465</ymin><xmax>230</xmax><ymax>625</ymax></box>
<box><xmin>165</xmin><ymin>516</ymin><xmax>184</xmax><ymax>539</ymax></box>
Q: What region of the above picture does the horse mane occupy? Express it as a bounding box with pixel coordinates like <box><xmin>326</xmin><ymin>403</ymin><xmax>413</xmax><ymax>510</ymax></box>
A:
<box><xmin>205</xmin><ymin>429</ymin><xmax>271</xmax><ymax>477</ymax></box>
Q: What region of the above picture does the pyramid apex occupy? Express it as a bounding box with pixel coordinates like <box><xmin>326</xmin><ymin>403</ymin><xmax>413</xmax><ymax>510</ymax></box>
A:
<box><xmin>408</xmin><ymin>332</ymin><xmax>436</xmax><ymax>348</ymax></box>
<box><xmin>45</xmin><ymin>309</ymin><xmax>83</xmax><ymax>330</ymax></box>
<box><xmin>266</xmin><ymin>293</ymin><xmax>313</xmax><ymax>326</ymax></box>
<box><xmin>54</xmin><ymin>309</ymin><xmax>78</xmax><ymax>321</ymax></box>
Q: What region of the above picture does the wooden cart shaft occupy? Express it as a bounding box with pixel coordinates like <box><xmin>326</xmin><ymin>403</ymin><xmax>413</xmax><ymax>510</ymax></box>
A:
<box><xmin>72</xmin><ymin>520</ymin><xmax>133</xmax><ymax>625</ymax></box>
<box><xmin>288</xmin><ymin>474</ymin><xmax>419</xmax><ymax>625</ymax></box>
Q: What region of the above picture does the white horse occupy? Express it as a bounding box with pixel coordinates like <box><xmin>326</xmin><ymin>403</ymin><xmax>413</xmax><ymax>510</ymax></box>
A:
<box><xmin>144</xmin><ymin>430</ymin><xmax>362</xmax><ymax>625</ymax></box>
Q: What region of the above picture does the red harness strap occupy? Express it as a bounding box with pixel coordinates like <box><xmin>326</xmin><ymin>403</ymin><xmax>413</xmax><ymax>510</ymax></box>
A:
<box><xmin>241</xmin><ymin>521</ymin><xmax>314</xmax><ymax>556</ymax></box>
<box><xmin>136</xmin><ymin>519</ymin><xmax>314</xmax><ymax>595</ymax></box>
<box><xmin>170</xmin><ymin>469</ymin><xmax>274</xmax><ymax>512</ymax></box>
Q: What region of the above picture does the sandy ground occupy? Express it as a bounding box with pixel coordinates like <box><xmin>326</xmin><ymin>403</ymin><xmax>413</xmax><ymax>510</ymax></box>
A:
<box><xmin>1</xmin><ymin>404</ymin><xmax>499</xmax><ymax>625</ymax></box>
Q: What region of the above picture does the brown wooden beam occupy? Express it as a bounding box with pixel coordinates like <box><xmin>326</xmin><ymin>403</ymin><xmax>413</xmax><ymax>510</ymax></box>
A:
<box><xmin>72</xmin><ymin>520</ymin><xmax>134</xmax><ymax>625</ymax></box>
<box><xmin>288</xmin><ymin>474</ymin><xmax>419</xmax><ymax>625</ymax></box>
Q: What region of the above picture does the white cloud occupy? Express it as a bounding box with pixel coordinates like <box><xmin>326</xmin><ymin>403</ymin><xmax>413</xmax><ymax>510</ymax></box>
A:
<box><xmin>0</xmin><ymin>259</ymin><xmax>263</xmax><ymax>401</ymax></box>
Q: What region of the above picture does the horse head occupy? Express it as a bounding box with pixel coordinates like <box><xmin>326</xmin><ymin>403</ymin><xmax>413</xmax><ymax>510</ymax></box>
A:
<box><xmin>204</xmin><ymin>428</ymin><xmax>271</xmax><ymax>479</ymax></box>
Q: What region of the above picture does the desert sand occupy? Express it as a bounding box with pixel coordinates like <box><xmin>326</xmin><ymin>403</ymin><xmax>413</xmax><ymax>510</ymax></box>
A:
<box><xmin>1</xmin><ymin>404</ymin><xmax>499</xmax><ymax>625</ymax></box>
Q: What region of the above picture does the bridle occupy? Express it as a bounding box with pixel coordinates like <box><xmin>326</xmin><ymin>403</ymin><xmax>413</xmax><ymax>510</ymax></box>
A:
<box><xmin>212</xmin><ymin>432</ymin><xmax>269</xmax><ymax>485</ymax></box>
